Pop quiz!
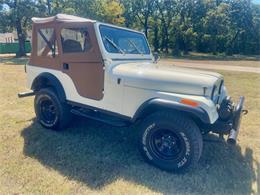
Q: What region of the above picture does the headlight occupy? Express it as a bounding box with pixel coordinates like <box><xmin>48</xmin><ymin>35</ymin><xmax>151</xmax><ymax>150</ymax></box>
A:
<box><xmin>211</xmin><ymin>80</ymin><xmax>224</xmax><ymax>104</ymax></box>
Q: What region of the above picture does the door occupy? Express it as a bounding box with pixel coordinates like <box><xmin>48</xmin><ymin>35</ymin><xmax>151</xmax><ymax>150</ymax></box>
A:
<box><xmin>58</xmin><ymin>22</ymin><xmax>104</xmax><ymax>100</ymax></box>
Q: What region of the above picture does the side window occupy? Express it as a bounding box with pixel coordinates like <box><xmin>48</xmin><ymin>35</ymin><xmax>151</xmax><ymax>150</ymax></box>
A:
<box><xmin>37</xmin><ymin>28</ymin><xmax>57</xmax><ymax>57</ymax></box>
<box><xmin>61</xmin><ymin>27</ymin><xmax>92</xmax><ymax>53</ymax></box>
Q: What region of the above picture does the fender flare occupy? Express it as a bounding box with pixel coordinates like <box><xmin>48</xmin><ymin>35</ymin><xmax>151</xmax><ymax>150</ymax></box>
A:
<box><xmin>31</xmin><ymin>72</ymin><xmax>66</xmax><ymax>102</ymax></box>
<box><xmin>132</xmin><ymin>98</ymin><xmax>211</xmax><ymax>124</ymax></box>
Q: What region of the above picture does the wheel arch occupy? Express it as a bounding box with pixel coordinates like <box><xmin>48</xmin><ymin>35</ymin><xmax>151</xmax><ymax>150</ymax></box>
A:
<box><xmin>31</xmin><ymin>72</ymin><xmax>66</xmax><ymax>103</ymax></box>
<box><xmin>132</xmin><ymin>98</ymin><xmax>211</xmax><ymax>125</ymax></box>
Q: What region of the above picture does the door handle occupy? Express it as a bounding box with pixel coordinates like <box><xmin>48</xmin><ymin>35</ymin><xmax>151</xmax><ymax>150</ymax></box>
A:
<box><xmin>63</xmin><ymin>63</ymin><xmax>69</xmax><ymax>70</ymax></box>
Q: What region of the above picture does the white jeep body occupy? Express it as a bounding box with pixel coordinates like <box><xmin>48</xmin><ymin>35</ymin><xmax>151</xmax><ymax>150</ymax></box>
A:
<box><xmin>19</xmin><ymin>14</ymin><xmax>246</xmax><ymax>172</ymax></box>
<box><xmin>26</xmin><ymin>16</ymin><xmax>227</xmax><ymax>125</ymax></box>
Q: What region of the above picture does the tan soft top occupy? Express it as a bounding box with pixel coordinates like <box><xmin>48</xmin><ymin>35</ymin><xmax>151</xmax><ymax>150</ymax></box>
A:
<box><xmin>31</xmin><ymin>14</ymin><xmax>95</xmax><ymax>24</ymax></box>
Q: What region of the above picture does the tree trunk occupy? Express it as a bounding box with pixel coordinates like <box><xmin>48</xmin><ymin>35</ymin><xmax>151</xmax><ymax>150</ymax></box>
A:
<box><xmin>16</xmin><ymin>19</ymin><xmax>26</xmax><ymax>57</ymax></box>
<box><xmin>144</xmin><ymin>16</ymin><xmax>148</xmax><ymax>38</ymax></box>
<box><xmin>183</xmin><ymin>38</ymin><xmax>189</xmax><ymax>55</ymax></box>
<box><xmin>165</xmin><ymin>27</ymin><xmax>169</xmax><ymax>54</ymax></box>
<box><xmin>153</xmin><ymin>17</ymin><xmax>159</xmax><ymax>52</ymax></box>
<box><xmin>47</xmin><ymin>0</ymin><xmax>51</xmax><ymax>15</ymax></box>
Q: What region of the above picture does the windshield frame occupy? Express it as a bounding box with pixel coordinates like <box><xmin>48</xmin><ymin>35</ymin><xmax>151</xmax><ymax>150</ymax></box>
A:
<box><xmin>98</xmin><ymin>24</ymin><xmax>151</xmax><ymax>57</ymax></box>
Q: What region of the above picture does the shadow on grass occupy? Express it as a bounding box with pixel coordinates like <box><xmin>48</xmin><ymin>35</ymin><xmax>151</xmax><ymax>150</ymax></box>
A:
<box><xmin>21</xmin><ymin>117</ymin><xmax>258</xmax><ymax>194</ymax></box>
<box><xmin>0</xmin><ymin>56</ymin><xmax>29</xmax><ymax>65</ymax></box>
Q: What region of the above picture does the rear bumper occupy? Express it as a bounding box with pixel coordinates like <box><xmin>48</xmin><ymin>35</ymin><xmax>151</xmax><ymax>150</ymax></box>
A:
<box><xmin>18</xmin><ymin>90</ymin><xmax>35</xmax><ymax>98</ymax></box>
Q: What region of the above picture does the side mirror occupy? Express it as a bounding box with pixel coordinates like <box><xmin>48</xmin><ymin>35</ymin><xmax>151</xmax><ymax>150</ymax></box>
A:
<box><xmin>153</xmin><ymin>52</ymin><xmax>160</xmax><ymax>63</ymax></box>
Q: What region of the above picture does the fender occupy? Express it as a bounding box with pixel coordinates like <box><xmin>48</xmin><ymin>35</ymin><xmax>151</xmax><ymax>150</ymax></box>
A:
<box><xmin>132</xmin><ymin>98</ymin><xmax>210</xmax><ymax>124</ymax></box>
<box><xmin>31</xmin><ymin>72</ymin><xmax>66</xmax><ymax>102</ymax></box>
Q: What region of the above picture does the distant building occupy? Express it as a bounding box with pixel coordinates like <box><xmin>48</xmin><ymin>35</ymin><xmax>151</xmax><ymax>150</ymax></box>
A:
<box><xmin>0</xmin><ymin>31</ymin><xmax>32</xmax><ymax>43</ymax></box>
<box><xmin>0</xmin><ymin>32</ymin><xmax>16</xmax><ymax>43</ymax></box>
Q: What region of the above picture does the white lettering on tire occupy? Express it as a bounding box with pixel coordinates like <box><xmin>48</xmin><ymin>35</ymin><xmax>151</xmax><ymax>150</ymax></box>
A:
<box><xmin>177</xmin><ymin>157</ymin><xmax>187</xmax><ymax>168</ymax></box>
<box><xmin>142</xmin><ymin>123</ymin><xmax>155</xmax><ymax>160</ymax></box>
<box><xmin>177</xmin><ymin>132</ymin><xmax>191</xmax><ymax>168</ymax></box>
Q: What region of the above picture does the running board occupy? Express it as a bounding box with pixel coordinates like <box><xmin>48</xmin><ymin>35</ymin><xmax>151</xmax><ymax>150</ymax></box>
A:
<box><xmin>71</xmin><ymin>108</ymin><xmax>130</xmax><ymax>127</ymax></box>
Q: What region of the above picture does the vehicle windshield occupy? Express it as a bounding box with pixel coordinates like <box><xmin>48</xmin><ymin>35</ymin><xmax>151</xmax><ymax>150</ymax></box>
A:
<box><xmin>99</xmin><ymin>25</ymin><xmax>150</xmax><ymax>55</ymax></box>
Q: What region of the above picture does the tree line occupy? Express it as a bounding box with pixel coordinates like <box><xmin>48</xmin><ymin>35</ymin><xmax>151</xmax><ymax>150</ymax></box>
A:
<box><xmin>0</xmin><ymin>0</ymin><xmax>259</xmax><ymax>57</ymax></box>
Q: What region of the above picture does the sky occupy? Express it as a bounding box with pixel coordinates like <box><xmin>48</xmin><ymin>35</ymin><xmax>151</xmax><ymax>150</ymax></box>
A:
<box><xmin>253</xmin><ymin>0</ymin><xmax>260</xmax><ymax>4</ymax></box>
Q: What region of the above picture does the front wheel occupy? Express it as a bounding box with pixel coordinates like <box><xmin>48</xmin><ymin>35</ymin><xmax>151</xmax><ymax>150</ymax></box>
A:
<box><xmin>139</xmin><ymin>111</ymin><xmax>203</xmax><ymax>173</ymax></box>
<box><xmin>34</xmin><ymin>88</ymin><xmax>72</xmax><ymax>130</ymax></box>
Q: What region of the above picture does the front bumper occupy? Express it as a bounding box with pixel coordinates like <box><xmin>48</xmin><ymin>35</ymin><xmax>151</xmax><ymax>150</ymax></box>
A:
<box><xmin>205</xmin><ymin>96</ymin><xmax>247</xmax><ymax>144</ymax></box>
<box><xmin>227</xmin><ymin>96</ymin><xmax>246</xmax><ymax>144</ymax></box>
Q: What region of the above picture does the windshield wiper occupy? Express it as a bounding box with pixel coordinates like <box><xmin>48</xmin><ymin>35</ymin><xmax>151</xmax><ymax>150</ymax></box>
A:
<box><xmin>127</xmin><ymin>39</ymin><xmax>143</xmax><ymax>55</ymax></box>
<box><xmin>104</xmin><ymin>36</ymin><xmax>125</xmax><ymax>54</ymax></box>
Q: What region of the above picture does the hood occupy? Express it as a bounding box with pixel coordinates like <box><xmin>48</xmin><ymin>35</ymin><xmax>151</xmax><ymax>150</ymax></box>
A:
<box><xmin>112</xmin><ymin>62</ymin><xmax>223</xmax><ymax>97</ymax></box>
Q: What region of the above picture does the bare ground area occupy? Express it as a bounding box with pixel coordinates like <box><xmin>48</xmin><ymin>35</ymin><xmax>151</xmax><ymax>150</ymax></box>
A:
<box><xmin>161</xmin><ymin>59</ymin><xmax>260</xmax><ymax>73</ymax></box>
<box><xmin>0</xmin><ymin>57</ymin><xmax>259</xmax><ymax>194</ymax></box>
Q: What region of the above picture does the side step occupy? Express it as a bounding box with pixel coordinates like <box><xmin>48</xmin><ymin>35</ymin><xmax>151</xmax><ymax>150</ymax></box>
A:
<box><xmin>71</xmin><ymin>108</ymin><xmax>130</xmax><ymax>127</ymax></box>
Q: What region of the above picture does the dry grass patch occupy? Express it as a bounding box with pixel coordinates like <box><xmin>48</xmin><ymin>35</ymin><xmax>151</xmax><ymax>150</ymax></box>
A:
<box><xmin>0</xmin><ymin>57</ymin><xmax>259</xmax><ymax>194</ymax></box>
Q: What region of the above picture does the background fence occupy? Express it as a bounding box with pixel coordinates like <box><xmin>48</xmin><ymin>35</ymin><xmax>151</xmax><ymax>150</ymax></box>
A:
<box><xmin>0</xmin><ymin>41</ymin><xmax>31</xmax><ymax>54</ymax></box>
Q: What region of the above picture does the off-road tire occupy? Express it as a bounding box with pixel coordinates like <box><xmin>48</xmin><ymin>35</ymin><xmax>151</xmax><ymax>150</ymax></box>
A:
<box><xmin>34</xmin><ymin>88</ymin><xmax>71</xmax><ymax>130</ymax></box>
<box><xmin>139</xmin><ymin>111</ymin><xmax>203</xmax><ymax>173</ymax></box>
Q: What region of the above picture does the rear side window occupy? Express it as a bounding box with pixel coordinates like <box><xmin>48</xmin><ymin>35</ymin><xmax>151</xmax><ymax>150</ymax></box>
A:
<box><xmin>61</xmin><ymin>28</ymin><xmax>92</xmax><ymax>53</ymax></box>
<box><xmin>37</xmin><ymin>28</ymin><xmax>57</xmax><ymax>57</ymax></box>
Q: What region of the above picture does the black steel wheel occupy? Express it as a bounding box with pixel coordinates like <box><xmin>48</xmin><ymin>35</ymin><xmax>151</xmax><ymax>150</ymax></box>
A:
<box><xmin>34</xmin><ymin>88</ymin><xmax>71</xmax><ymax>130</ymax></box>
<box><xmin>39</xmin><ymin>97</ymin><xmax>58</xmax><ymax>126</ymax></box>
<box><xmin>150</xmin><ymin>129</ymin><xmax>186</xmax><ymax>161</ymax></box>
<box><xmin>139</xmin><ymin>111</ymin><xmax>203</xmax><ymax>173</ymax></box>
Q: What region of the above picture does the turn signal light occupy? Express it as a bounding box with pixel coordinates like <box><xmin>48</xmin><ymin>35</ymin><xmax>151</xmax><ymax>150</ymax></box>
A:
<box><xmin>180</xmin><ymin>99</ymin><xmax>199</xmax><ymax>107</ymax></box>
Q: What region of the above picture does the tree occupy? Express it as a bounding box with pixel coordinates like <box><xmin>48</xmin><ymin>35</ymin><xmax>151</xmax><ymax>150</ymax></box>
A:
<box><xmin>99</xmin><ymin>0</ymin><xmax>125</xmax><ymax>25</ymax></box>
<box><xmin>170</xmin><ymin>0</ymin><xmax>198</xmax><ymax>55</ymax></box>
<box><xmin>120</xmin><ymin>0</ymin><xmax>137</xmax><ymax>28</ymax></box>
<box><xmin>50</xmin><ymin>0</ymin><xmax>124</xmax><ymax>25</ymax></box>
<box><xmin>227</xmin><ymin>0</ymin><xmax>259</xmax><ymax>54</ymax></box>
<box><xmin>156</xmin><ymin>0</ymin><xmax>176</xmax><ymax>53</ymax></box>
<box><xmin>0</xmin><ymin>0</ymin><xmax>46</xmax><ymax>57</ymax></box>
<box><xmin>131</xmin><ymin>0</ymin><xmax>155</xmax><ymax>37</ymax></box>
<box><xmin>152</xmin><ymin>14</ymin><xmax>160</xmax><ymax>52</ymax></box>
<box><xmin>202</xmin><ymin>3</ymin><xmax>230</xmax><ymax>54</ymax></box>
<box><xmin>1</xmin><ymin>0</ymin><xmax>260</xmax><ymax>56</ymax></box>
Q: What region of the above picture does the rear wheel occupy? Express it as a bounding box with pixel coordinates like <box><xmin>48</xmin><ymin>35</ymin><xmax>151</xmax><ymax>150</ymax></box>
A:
<box><xmin>34</xmin><ymin>88</ymin><xmax>71</xmax><ymax>130</ymax></box>
<box><xmin>139</xmin><ymin>111</ymin><xmax>203</xmax><ymax>172</ymax></box>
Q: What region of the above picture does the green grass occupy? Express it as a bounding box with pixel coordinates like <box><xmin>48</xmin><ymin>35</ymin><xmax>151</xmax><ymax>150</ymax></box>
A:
<box><xmin>0</xmin><ymin>58</ymin><xmax>259</xmax><ymax>194</ymax></box>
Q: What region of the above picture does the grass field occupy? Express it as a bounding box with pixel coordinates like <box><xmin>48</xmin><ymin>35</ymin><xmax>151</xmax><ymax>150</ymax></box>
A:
<box><xmin>0</xmin><ymin>57</ymin><xmax>259</xmax><ymax>194</ymax></box>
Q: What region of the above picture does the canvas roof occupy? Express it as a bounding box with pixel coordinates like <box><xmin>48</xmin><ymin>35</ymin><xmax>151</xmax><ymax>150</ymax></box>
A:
<box><xmin>31</xmin><ymin>14</ymin><xmax>95</xmax><ymax>24</ymax></box>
